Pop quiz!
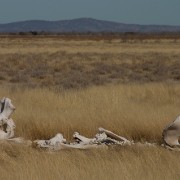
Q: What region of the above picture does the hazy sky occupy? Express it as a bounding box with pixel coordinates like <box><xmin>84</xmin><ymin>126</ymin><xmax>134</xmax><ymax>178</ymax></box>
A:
<box><xmin>0</xmin><ymin>0</ymin><xmax>180</xmax><ymax>25</ymax></box>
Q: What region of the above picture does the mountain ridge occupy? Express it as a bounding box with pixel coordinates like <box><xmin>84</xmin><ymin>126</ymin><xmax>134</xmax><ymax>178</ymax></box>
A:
<box><xmin>0</xmin><ymin>18</ymin><xmax>180</xmax><ymax>33</ymax></box>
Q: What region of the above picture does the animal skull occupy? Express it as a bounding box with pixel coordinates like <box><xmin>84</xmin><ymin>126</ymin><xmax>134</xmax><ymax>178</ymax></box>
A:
<box><xmin>162</xmin><ymin>115</ymin><xmax>180</xmax><ymax>148</ymax></box>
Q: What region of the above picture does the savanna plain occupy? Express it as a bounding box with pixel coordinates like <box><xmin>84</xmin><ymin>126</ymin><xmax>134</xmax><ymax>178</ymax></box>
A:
<box><xmin>1</xmin><ymin>35</ymin><xmax>180</xmax><ymax>180</ymax></box>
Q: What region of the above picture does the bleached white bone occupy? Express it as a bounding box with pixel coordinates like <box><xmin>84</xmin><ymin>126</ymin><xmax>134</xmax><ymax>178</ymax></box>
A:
<box><xmin>0</xmin><ymin>97</ymin><xmax>15</xmax><ymax>126</ymax></box>
<box><xmin>34</xmin><ymin>126</ymin><xmax>135</xmax><ymax>151</ymax></box>
<box><xmin>95</xmin><ymin>132</ymin><xmax>108</xmax><ymax>142</ymax></box>
<box><xmin>163</xmin><ymin>115</ymin><xmax>180</xmax><ymax>147</ymax></box>
<box><xmin>74</xmin><ymin>132</ymin><xmax>114</xmax><ymax>145</ymax></box>
<box><xmin>72</xmin><ymin>128</ymin><xmax>131</xmax><ymax>146</ymax></box>
<box><xmin>73</xmin><ymin>132</ymin><xmax>96</xmax><ymax>144</ymax></box>
<box><xmin>0</xmin><ymin>118</ymin><xmax>15</xmax><ymax>140</ymax></box>
<box><xmin>33</xmin><ymin>133</ymin><xmax>67</xmax><ymax>150</ymax></box>
<box><xmin>98</xmin><ymin>127</ymin><xmax>130</xmax><ymax>144</ymax></box>
<box><xmin>0</xmin><ymin>97</ymin><xmax>31</xmax><ymax>145</ymax></box>
<box><xmin>33</xmin><ymin>131</ymin><xmax>109</xmax><ymax>150</ymax></box>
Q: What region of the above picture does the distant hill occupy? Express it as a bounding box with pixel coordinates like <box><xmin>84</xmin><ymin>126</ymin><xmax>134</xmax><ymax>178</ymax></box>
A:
<box><xmin>0</xmin><ymin>18</ymin><xmax>180</xmax><ymax>33</ymax></box>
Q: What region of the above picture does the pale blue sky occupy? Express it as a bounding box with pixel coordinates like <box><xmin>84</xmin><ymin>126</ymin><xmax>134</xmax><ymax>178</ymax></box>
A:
<box><xmin>0</xmin><ymin>0</ymin><xmax>180</xmax><ymax>25</ymax></box>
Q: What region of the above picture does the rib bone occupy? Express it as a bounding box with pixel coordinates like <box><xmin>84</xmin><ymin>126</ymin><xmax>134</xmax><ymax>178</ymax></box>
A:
<box><xmin>98</xmin><ymin>127</ymin><xmax>131</xmax><ymax>145</ymax></box>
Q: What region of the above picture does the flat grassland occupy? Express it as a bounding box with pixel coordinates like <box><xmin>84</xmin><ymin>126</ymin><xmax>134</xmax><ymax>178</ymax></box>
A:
<box><xmin>0</xmin><ymin>36</ymin><xmax>180</xmax><ymax>180</ymax></box>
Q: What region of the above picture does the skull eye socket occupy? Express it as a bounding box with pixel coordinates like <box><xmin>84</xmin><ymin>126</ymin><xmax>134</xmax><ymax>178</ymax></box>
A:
<box><xmin>1</xmin><ymin>101</ymin><xmax>5</xmax><ymax>113</ymax></box>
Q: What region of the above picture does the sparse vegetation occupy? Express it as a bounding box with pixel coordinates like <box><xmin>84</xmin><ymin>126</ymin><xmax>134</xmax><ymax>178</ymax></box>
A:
<box><xmin>0</xmin><ymin>36</ymin><xmax>180</xmax><ymax>180</ymax></box>
<box><xmin>0</xmin><ymin>36</ymin><xmax>180</xmax><ymax>90</ymax></box>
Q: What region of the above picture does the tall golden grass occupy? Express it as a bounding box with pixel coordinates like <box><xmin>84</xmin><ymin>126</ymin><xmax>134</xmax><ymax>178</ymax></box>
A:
<box><xmin>0</xmin><ymin>37</ymin><xmax>180</xmax><ymax>179</ymax></box>
<box><xmin>0</xmin><ymin>83</ymin><xmax>180</xmax><ymax>179</ymax></box>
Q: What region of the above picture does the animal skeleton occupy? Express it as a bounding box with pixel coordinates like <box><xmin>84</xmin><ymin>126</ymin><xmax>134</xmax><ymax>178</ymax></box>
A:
<box><xmin>33</xmin><ymin>133</ymin><xmax>103</xmax><ymax>150</ymax></box>
<box><xmin>73</xmin><ymin>127</ymin><xmax>131</xmax><ymax>145</ymax></box>
<box><xmin>33</xmin><ymin>127</ymin><xmax>131</xmax><ymax>150</ymax></box>
<box><xmin>0</xmin><ymin>97</ymin><xmax>179</xmax><ymax>151</ymax></box>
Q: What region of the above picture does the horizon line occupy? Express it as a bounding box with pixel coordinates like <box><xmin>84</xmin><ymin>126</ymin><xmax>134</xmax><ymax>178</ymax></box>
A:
<box><xmin>0</xmin><ymin>17</ymin><xmax>180</xmax><ymax>27</ymax></box>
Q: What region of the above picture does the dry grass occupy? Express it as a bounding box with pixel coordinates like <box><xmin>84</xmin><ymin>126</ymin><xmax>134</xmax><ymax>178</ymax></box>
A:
<box><xmin>0</xmin><ymin>37</ymin><xmax>180</xmax><ymax>179</ymax></box>
<box><xmin>0</xmin><ymin>84</ymin><xmax>180</xmax><ymax>179</ymax></box>
<box><xmin>3</xmin><ymin>83</ymin><xmax>179</xmax><ymax>141</ymax></box>
<box><xmin>0</xmin><ymin>37</ymin><xmax>180</xmax><ymax>89</ymax></box>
